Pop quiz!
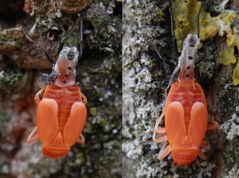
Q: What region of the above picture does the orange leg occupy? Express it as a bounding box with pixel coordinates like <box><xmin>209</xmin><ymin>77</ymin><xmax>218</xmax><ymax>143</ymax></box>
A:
<box><xmin>34</xmin><ymin>88</ymin><xmax>44</xmax><ymax>106</ymax></box>
<box><xmin>63</xmin><ymin>102</ymin><xmax>87</xmax><ymax>146</ymax></box>
<box><xmin>153</xmin><ymin>135</ymin><xmax>168</xmax><ymax>144</ymax></box>
<box><xmin>201</xmin><ymin>138</ymin><xmax>211</xmax><ymax>151</ymax></box>
<box><xmin>153</xmin><ymin>127</ymin><xmax>166</xmax><ymax>143</ymax></box>
<box><xmin>76</xmin><ymin>134</ymin><xmax>85</xmax><ymax>144</ymax></box>
<box><xmin>80</xmin><ymin>92</ymin><xmax>88</xmax><ymax>105</ymax></box>
<box><xmin>198</xmin><ymin>150</ymin><xmax>207</xmax><ymax>160</ymax></box>
<box><xmin>27</xmin><ymin>127</ymin><xmax>39</xmax><ymax>144</ymax></box>
<box><xmin>154</xmin><ymin>127</ymin><xmax>166</xmax><ymax>134</ymax></box>
<box><xmin>153</xmin><ymin>110</ymin><xmax>165</xmax><ymax>143</ymax></box>
<box><xmin>36</xmin><ymin>98</ymin><xmax>59</xmax><ymax>145</ymax></box>
<box><xmin>207</xmin><ymin>121</ymin><xmax>219</xmax><ymax>130</ymax></box>
<box><xmin>158</xmin><ymin>145</ymin><xmax>172</xmax><ymax>160</ymax></box>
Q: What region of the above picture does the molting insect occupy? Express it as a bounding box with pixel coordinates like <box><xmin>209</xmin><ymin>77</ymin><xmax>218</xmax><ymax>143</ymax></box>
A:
<box><xmin>27</xmin><ymin>15</ymin><xmax>87</xmax><ymax>158</ymax></box>
<box><xmin>153</xmin><ymin>34</ymin><xmax>218</xmax><ymax>166</ymax></box>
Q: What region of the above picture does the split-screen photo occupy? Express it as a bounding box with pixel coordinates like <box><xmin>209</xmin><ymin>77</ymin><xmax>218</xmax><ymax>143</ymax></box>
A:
<box><xmin>0</xmin><ymin>0</ymin><xmax>238</xmax><ymax>178</ymax></box>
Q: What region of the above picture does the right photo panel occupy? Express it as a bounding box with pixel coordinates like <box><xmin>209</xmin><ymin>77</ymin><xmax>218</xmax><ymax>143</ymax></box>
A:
<box><xmin>123</xmin><ymin>0</ymin><xmax>239</xmax><ymax>177</ymax></box>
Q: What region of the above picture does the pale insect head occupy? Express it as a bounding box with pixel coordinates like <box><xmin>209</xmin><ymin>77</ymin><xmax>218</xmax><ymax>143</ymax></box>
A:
<box><xmin>54</xmin><ymin>46</ymin><xmax>79</xmax><ymax>82</ymax></box>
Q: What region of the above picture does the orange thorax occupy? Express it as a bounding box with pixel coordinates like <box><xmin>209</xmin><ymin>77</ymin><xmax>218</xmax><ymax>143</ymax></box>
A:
<box><xmin>43</xmin><ymin>84</ymin><xmax>82</xmax><ymax>130</ymax></box>
<box><xmin>165</xmin><ymin>79</ymin><xmax>207</xmax><ymax>131</ymax></box>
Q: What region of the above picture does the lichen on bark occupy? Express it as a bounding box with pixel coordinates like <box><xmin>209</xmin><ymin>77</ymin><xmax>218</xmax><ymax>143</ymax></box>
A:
<box><xmin>0</xmin><ymin>0</ymin><xmax>122</xmax><ymax>177</ymax></box>
<box><xmin>123</xmin><ymin>0</ymin><xmax>239</xmax><ymax>177</ymax></box>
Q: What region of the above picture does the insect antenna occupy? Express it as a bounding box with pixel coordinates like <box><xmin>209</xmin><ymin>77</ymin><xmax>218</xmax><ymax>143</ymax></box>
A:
<box><xmin>169</xmin><ymin>0</ymin><xmax>179</xmax><ymax>57</ymax></box>
<box><xmin>77</xmin><ymin>13</ymin><xmax>83</xmax><ymax>59</ymax></box>
<box><xmin>39</xmin><ymin>33</ymin><xmax>54</xmax><ymax>64</ymax></box>
<box><xmin>195</xmin><ymin>5</ymin><xmax>204</xmax><ymax>65</ymax></box>
<box><xmin>166</xmin><ymin>0</ymin><xmax>181</xmax><ymax>87</ymax></box>
<box><xmin>57</xmin><ymin>15</ymin><xmax>82</xmax><ymax>55</ymax></box>
<box><xmin>153</xmin><ymin>44</ymin><xmax>163</xmax><ymax>61</ymax></box>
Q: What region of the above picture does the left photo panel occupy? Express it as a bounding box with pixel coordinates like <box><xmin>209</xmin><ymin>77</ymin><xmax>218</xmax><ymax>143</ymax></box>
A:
<box><xmin>0</xmin><ymin>1</ymin><xmax>122</xmax><ymax>178</ymax></box>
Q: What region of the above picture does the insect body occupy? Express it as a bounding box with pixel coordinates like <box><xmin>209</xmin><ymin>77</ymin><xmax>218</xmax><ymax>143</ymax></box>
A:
<box><xmin>27</xmin><ymin>16</ymin><xmax>87</xmax><ymax>158</ymax></box>
<box><xmin>153</xmin><ymin>34</ymin><xmax>218</xmax><ymax>166</ymax></box>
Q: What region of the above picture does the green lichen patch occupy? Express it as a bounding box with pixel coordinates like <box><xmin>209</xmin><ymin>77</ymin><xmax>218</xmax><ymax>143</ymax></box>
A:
<box><xmin>0</xmin><ymin>70</ymin><xmax>23</xmax><ymax>92</ymax></box>
<box><xmin>219</xmin><ymin>46</ymin><xmax>237</xmax><ymax>65</ymax></box>
<box><xmin>0</xmin><ymin>27</ymin><xmax>27</xmax><ymax>52</ymax></box>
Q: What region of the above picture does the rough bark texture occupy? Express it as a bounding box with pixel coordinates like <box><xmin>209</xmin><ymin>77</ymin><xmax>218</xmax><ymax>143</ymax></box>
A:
<box><xmin>0</xmin><ymin>0</ymin><xmax>122</xmax><ymax>177</ymax></box>
<box><xmin>123</xmin><ymin>0</ymin><xmax>239</xmax><ymax>178</ymax></box>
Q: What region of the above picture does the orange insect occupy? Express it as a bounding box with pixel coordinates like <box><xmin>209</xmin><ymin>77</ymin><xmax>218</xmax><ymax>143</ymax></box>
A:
<box><xmin>27</xmin><ymin>16</ymin><xmax>87</xmax><ymax>158</ymax></box>
<box><xmin>153</xmin><ymin>34</ymin><xmax>218</xmax><ymax>166</ymax></box>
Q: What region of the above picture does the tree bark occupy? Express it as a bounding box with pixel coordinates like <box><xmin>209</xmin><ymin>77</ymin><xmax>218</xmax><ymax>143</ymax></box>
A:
<box><xmin>123</xmin><ymin>0</ymin><xmax>239</xmax><ymax>177</ymax></box>
<box><xmin>0</xmin><ymin>0</ymin><xmax>122</xmax><ymax>177</ymax></box>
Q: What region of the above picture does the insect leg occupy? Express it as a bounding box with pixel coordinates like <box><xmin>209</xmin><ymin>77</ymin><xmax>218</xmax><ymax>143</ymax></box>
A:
<box><xmin>34</xmin><ymin>88</ymin><xmax>45</xmax><ymax>105</ymax></box>
<box><xmin>76</xmin><ymin>134</ymin><xmax>85</xmax><ymax>144</ymax></box>
<box><xmin>63</xmin><ymin>102</ymin><xmax>87</xmax><ymax>146</ymax></box>
<box><xmin>201</xmin><ymin>138</ymin><xmax>211</xmax><ymax>151</ymax></box>
<box><xmin>153</xmin><ymin>135</ymin><xmax>168</xmax><ymax>144</ymax></box>
<box><xmin>154</xmin><ymin>127</ymin><xmax>166</xmax><ymax>134</ymax></box>
<box><xmin>80</xmin><ymin>91</ymin><xmax>88</xmax><ymax>105</ymax></box>
<box><xmin>168</xmin><ymin>63</ymin><xmax>180</xmax><ymax>89</ymax></box>
<box><xmin>153</xmin><ymin>127</ymin><xmax>167</xmax><ymax>143</ymax></box>
<box><xmin>198</xmin><ymin>150</ymin><xmax>207</xmax><ymax>160</ymax></box>
<box><xmin>157</xmin><ymin>145</ymin><xmax>172</xmax><ymax>160</ymax></box>
<box><xmin>153</xmin><ymin>110</ymin><xmax>165</xmax><ymax>142</ymax></box>
<box><xmin>207</xmin><ymin>120</ymin><xmax>219</xmax><ymax>130</ymax></box>
<box><xmin>27</xmin><ymin>127</ymin><xmax>39</xmax><ymax>144</ymax></box>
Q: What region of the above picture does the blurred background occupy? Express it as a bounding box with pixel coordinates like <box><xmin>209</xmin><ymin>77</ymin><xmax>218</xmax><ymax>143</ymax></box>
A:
<box><xmin>0</xmin><ymin>0</ymin><xmax>122</xmax><ymax>177</ymax></box>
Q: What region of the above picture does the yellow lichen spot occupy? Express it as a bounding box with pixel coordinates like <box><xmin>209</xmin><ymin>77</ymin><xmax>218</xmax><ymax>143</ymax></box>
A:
<box><xmin>172</xmin><ymin>0</ymin><xmax>201</xmax><ymax>52</ymax></box>
<box><xmin>219</xmin><ymin>27</ymin><xmax>239</xmax><ymax>84</ymax></box>
<box><xmin>233</xmin><ymin>59</ymin><xmax>239</xmax><ymax>85</ymax></box>
<box><xmin>219</xmin><ymin>47</ymin><xmax>236</xmax><ymax>65</ymax></box>
<box><xmin>199</xmin><ymin>10</ymin><xmax>236</xmax><ymax>41</ymax></box>
<box><xmin>199</xmin><ymin>10</ymin><xmax>219</xmax><ymax>41</ymax></box>
<box><xmin>227</xmin><ymin>28</ymin><xmax>234</xmax><ymax>46</ymax></box>
<box><xmin>172</xmin><ymin>0</ymin><xmax>238</xmax><ymax>84</ymax></box>
<box><xmin>227</xmin><ymin>27</ymin><xmax>239</xmax><ymax>48</ymax></box>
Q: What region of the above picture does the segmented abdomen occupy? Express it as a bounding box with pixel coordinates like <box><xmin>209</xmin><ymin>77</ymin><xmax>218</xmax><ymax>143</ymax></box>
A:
<box><xmin>166</xmin><ymin>80</ymin><xmax>206</xmax><ymax>129</ymax></box>
<box><xmin>43</xmin><ymin>84</ymin><xmax>82</xmax><ymax>130</ymax></box>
